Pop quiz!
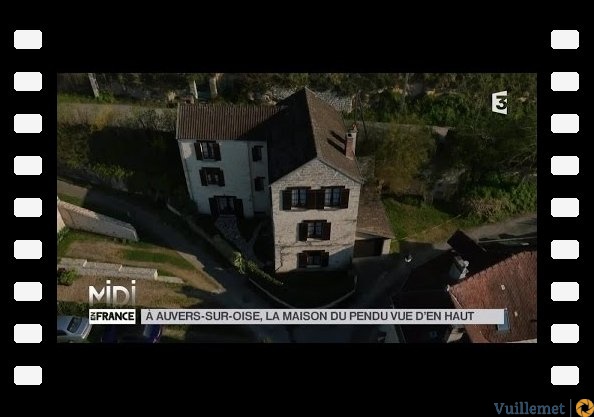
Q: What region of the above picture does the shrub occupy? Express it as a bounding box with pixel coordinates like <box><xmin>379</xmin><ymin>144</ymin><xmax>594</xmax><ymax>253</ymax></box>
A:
<box><xmin>460</xmin><ymin>179</ymin><xmax>536</xmax><ymax>221</ymax></box>
<box><xmin>245</xmin><ymin>260</ymin><xmax>283</xmax><ymax>287</ymax></box>
<box><xmin>57</xmin><ymin>268</ymin><xmax>78</xmax><ymax>286</ymax></box>
<box><xmin>57</xmin><ymin>227</ymin><xmax>70</xmax><ymax>244</ymax></box>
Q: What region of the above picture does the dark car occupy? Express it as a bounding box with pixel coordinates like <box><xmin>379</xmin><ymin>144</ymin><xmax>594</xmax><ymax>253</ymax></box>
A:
<box><xmin>101</xmin><ymin>325</ymin><xmax>162</xmax><ymax>343</ymax></box>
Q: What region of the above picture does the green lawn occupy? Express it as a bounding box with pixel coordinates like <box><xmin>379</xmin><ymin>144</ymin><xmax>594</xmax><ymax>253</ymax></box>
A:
<box><xmin>382</xmin><ymin>197</ymin><xmax>479</xmax><ymax>252</ymax></box>
<box><xmin>58</xmin><ymin>193</ymin><xmax>84</xmax><ymax>206</ymax></box>
<box><xmin>58</xmin><ymin>229</ymin><xmax>105</xmax><ymax>257</ymax></box>
<box><xmin>122</xmin><ymin>249</ymin><xmax>194</xmax><ymax>270</ymax></box>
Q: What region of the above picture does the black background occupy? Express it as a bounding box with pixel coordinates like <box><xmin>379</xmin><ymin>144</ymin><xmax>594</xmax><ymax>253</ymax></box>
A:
<box><xmin>8</xmin><ymin>13</ymin><xmax>587</xmax><ymax>414</ymax></box>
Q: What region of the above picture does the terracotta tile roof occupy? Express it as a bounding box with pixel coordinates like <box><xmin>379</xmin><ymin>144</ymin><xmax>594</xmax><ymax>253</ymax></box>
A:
<box><xmin>356</xmin><ymin>185</ymin><xmax>395</xmax><ymax>239</ymax></box>
<box><xmin>176</xmin><ymin>104</ymin><xmax>282</xmax><ymax>140</ymax></box>
<box><xmin>447</xmin><ymin>251</ymin><xmax>537</xmax><ymax>343</ymax></box>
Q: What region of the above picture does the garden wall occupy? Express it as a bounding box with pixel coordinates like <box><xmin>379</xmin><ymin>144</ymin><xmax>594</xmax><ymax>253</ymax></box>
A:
<box><xmin>58</xmin><ymin>200</ymin><xmax>138</xmax><ymax>241</ymax></box>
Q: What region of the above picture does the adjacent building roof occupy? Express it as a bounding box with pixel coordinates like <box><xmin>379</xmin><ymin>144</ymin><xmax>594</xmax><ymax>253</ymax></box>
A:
<box><xmin>176</xmin><ymin>104</ymin><xmax>282</xmax><ymax>140</ymax></box>
<box><xmin>447</xmin><ymin>251</ymin><xmax>537</xmax><ymax>343</ymax></box>
<box><xmin>356</xmin><ymin>185</ymin><xmax>395</xmax><ymax>239</ymax></box>
<box><xmin>176</xmin><ymin>88</ymin><xmax>363</xmax><ymax>184</ymax></box>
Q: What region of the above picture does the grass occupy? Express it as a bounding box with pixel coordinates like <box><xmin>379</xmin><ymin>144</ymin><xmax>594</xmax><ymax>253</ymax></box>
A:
<box><xmin>382</xmin><ymin>197</ymin><xmax>480</xmax><ymax>253</ymax></box>
<box><xmin>58</xmin><ymin>193</ymin><xmax>84</xmax><ymax>206</ymax></box>
<box><xmin>122</xmin><ymin>249</ymin><xmax>194</xmax><ymax>270</ymax></box>
<box><xmin>57</xmin><ymin>229</ymin><xmax>222</xmax><ymax>293</ymax></box>
<box><xmin>58</xmin><ymin>229</ymin><xmax>105</xmax><ymax>257</ymax></box>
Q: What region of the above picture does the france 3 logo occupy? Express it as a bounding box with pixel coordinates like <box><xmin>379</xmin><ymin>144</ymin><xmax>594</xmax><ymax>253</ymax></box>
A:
<box><xmin>491</xmin><ymin>90</ymin><xmax>508</xmax><ymax>115</ymax></box>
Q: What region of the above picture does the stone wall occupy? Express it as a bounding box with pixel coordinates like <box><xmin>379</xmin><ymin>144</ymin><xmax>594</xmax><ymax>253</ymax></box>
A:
<box><xmin>57</xmin><ymin>200</ymin><xmax>138</xmax><ymax>241</ymax></box>
<box><xmin>57</xmin><ymin>198</ymin><xmax>66</xmax><ymax>233</ymax></box>
<box><xmin>270</xmin><ymin>159</ymin><xmax>361</xmax><ymax>272</ymax></box>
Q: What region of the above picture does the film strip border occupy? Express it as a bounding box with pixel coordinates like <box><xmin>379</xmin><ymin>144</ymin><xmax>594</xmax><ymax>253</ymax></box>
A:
<box><xmin>12</xmin><ymin>29</ymin><xmax>45</xmax><ymax>385</ymax></box>
<box><xmin>548</xmin><ymin>29</ymin><xmax>582</xmax><ymax>387</ymax></box>
<box><xmin>8</xmin><ymin>27</ymin><xmax>586</xmax><ymax>389</ymax></box>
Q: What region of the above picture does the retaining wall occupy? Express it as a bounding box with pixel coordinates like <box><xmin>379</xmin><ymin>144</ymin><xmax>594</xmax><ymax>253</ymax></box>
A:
<box><xmin>58</xmin><ymin>200</ymin><xmax>138</xmax><ymax>241</ymax></box>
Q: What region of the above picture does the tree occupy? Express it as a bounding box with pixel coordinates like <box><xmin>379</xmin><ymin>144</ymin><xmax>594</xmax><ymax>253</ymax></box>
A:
<box><xmin>373</xmin><ymin>122</ymin><xmax>436</xmax><ymax>194</ymax></box>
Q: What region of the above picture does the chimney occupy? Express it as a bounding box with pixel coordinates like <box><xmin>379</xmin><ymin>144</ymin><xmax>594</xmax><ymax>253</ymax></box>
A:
<box><xmin>449</xmin><ymin>255</ymin><xmax>469</xmax><ymax>280</ymax></box>
<box><xmin>345</xmin><ymin>123</ymin><xmax>358</xmax><ymax>160</ymax></box>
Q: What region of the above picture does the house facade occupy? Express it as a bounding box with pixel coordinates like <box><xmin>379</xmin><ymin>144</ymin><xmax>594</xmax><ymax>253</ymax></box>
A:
<box><xmin>176</xmin><ymin>88</ymin><xmax>392</xmax><ymax>273</ymax></box>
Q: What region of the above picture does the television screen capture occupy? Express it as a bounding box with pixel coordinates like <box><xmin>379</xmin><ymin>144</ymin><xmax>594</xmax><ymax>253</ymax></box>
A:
<box><xmin>56</xmin><ymin>73</ymin><xmax>537</xmax><ymax>343</ymax></box>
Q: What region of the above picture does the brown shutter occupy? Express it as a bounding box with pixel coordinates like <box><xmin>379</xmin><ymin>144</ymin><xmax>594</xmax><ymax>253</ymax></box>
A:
<box><xmin>321</xmin><ymin>252</ymin><xmax>329</xmax><ymax>267</ymax></box>
<box><xmin>213</xmin><ymin>143</ymin><xmax>221</xmax><ymax>161</ymax></box>
<box><xmin>195</xmin><ymin>142</ymin><xmax>203</xmax><ymax>160</ymax></box>
<box><xmin>298</xmin><ymin>223</ymin><xmax>308</xmax><ymax>241</ymax></box>
<box><xmin>209</xmin><ymin>198</ymin><xmax>219</xmax><ymax>217</ymax></box>
<box><xmin>340</xmin><ymin>189</ymin><xmax>350</xmax><ymax>208</ymax></box>
<box><xmin>315</xmin><ymin>189</ymin><xmax>325</xmax><ymax>209</ymax></box>
<box><xmin>218</xmin><ymin>169</ymin><xmax>225</xmax><ymax>186</ymax></box>
<box><xmin>322</xmin><ymin>222</ymin><xmax>331</xmax><ymax>240</ymax></box>
<box><xmin>306</xmin><ymin>190</ymin><xmax>316</xmax><ymax>209</ymax></box>
<box><xmin>199</xmin><ymin>169</ymin><xmax>207</xmax><ymax>186</ymax></box>
<box><xmin>282</xmin><ymin>190</ymin><xmax>292</xmax><ymax>210</ymax></box>
<box><xmin>297</xmin><ymin>253</ymin><xmax>307</xmax><ymax>268</ymax></box>
<box><xmin>234</xmin><ymin>198</ymin><xmax>244</xmax><ymax>218</ymax></box>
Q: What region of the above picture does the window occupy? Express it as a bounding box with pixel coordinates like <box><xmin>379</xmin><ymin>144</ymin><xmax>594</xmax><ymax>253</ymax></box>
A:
<box><xmin>297</xmin><ymin>251</ymin><xmax>329</xmax><ymax>268</ymax></box>
<box><xmin>254</xmin><ymin>177</ymin><xmax>265</xmax><ymax>191</ymax></box>
<box><xmin>307</xmin><ymin>221</ymin><xmax>323</xmax><ymax>239</ymax></box>
<box><xmin>206</xmin><ymin>170</ymin><xmax>220</xmax><ymax>185</ymax></box>
<box><xmin>325</xmin><ymin>187</ymin><xmax>342</xmax><ymax>207</ymax></box>
<box><xmin>252</xmin><ymin>146</ymin><xmax>263</xmax><ymax>162</ymax></box>
<box><xmin>291</xmin><ymin>188</ymin><xmax>308</xmax><ymax>208</ymax></box>
<box><xmin>209</xmin><ymin>196</ymin><xmax>243</xmax><ymax>217</ymax></box>
<box><xmin>217</xmin><ymin>196</ymin><xmax>235</xmax><ymax>214</ymax></box>
<box><xmin>298</xmin><ymin>220</ymin><xmax>331</xmax><ymax>241</ymax></box>
<box><xmin>200</xmin><ymin>168</ymin><xmax>225</xmax><ymax>186</ymax></box>
<box><xmin>323</xmin><ymin>187</ymin><xmax>349</xmax><ymax>208</ymax></box>
<box><xmin>194</xmin><ymin>141</ymin><xmax>221</xmax><ymax>161</ymax></box>
<box><xmin>306</xmin><ymin>251</ymin><xmax>322</xmax><ymax>266</ymax></box>
<box><xmin>324</xmin><ymin>187</ymin><xmax>341</xmax><ymax>207</ymax></box>
<box><xmin>497</xmin><ymin>309</ymin><xmax>510</xmax><ymax>332</ymax></box>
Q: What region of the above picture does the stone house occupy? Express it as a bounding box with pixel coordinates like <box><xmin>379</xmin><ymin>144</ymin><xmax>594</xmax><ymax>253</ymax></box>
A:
<box><xmin>176</xmin><ymin>88</ymin><xmax>393</xmax><ymax>273</ymax></box>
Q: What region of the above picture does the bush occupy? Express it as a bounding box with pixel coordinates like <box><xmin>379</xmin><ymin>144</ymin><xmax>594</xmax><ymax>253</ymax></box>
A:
<box><xmin>460</xmin><ymin>179</ymin><xmax>536</xmax><ymax>221</ymax></box>
<box><xmin>57</xmin><ymin>227</ymin><xmax>70</xmax><ymax>244</ymax></box>
<box><xmin>57</xmin><ymin>268</ymin><xmax>78</xmax><ymax>286</ymax></box>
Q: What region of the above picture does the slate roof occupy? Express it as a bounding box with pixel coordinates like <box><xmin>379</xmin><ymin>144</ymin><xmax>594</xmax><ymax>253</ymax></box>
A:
<box><xmin>268</xmin><ymin>88</ymin><xmax>362</xmax><ymax>183</ymax></box>
<box><xmin>176</xmin><ymin>88</ymin><xmax>363</xmax><ymax>184</ymax></box>
<box><xmin>447</xmin><ymin>251</ymin><xmax>537</xmax><ymax>343</ymax></box>
<box><xmin>356</xmin><ymin>185</ymin><xmax>395</xmax><ymax>239</ymax></box>
<box><xmin>176</xmin><ymin>104</ymin><xmax>282</xmax><ymax>140</ymax></box>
